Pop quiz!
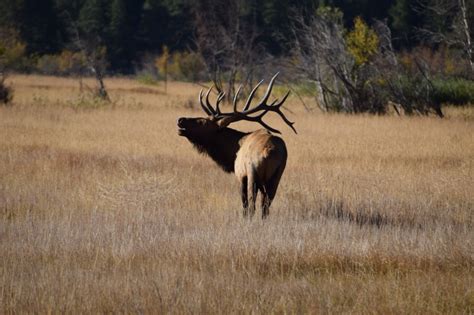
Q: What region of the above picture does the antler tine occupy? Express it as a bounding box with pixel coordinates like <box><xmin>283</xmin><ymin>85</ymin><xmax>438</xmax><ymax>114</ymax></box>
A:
<box><xmin>233</xmin><ymin>85</ymin><xmax>243</xmax><ymax>112</ymax></box>
<box><xmin>204</xmin><ymin>86</ymin><xmax>217</xmax><ymax>116</ymax></box>
<box><xmin>242</xmin><ymin>79</ymin><xmax>264</xmax><ymax>111</ymax></box>
<box><xmin>216</xmin><ymin>91</ymin><xmax>225</xmax><ymax>114</ymax></box>
<box><xmin>255</xmin><ymin>72</ymin><xmax>280</xmax><ymax>110</ymax></box>
<box><xmin>239</xmin><ymin>72</ymin><xmax>279</xmax><ymax>115</ymax></box>
<box><xmin>199</xmin><ymin>89</ymin><xmax>212</xmax><ymax>116</ymax></box>
<box><xmin>272</xmin><ymin>90</ymin><xmax>297</xmax><ymax>134</ymax></box>
<box><xmin>240</xmin><ymin>72</ymin><xmax>297</xmax><ymax>134</ymax></box>
<box><xmin>232</xmin><ymin>109</ymin><xmax>282</xmax><ymax>134</ymax></box>
<box><xmin>251</xmin><ymin>110</ymin><xmax>282</xmax><ymax>134</ymax></box>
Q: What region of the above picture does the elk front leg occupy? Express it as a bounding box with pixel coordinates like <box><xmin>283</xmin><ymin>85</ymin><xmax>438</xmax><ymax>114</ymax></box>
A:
<box><xmin>240</xmin><ymin>176</ymin><xmax>248</xmax><ymax>216</ymax></box>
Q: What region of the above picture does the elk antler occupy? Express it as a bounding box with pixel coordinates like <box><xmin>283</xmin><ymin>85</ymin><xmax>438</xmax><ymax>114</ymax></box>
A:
<box><xmin>198</xmin><ymin>73</ymin><xmax>297</xmax><ymax>134</ymax></box>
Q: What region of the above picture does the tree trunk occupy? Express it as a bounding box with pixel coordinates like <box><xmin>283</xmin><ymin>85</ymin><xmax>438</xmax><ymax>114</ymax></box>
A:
<box><xmin>314</xmin><ymin>63</ymin><xmax>328</xmax><ymax>111</ymax></box>
<box><xmin>459</xmin><ymin>0</ymin><xmax>473</xmax><ymax>72</ymax></box>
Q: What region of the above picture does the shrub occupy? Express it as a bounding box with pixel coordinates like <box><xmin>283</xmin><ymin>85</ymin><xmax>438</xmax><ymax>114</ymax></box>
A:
<box><xmin>155</xmin><ymin>47</ymin><xmax>206</xmax><ymax>82</ymax></box>
<box><xmin>170</xmin><ymin>51</ymin><xmax>206</xmax><ymax>81</ymax></box>
<box><xmin>0</xmin><ymin>27</ymin><xmax>27</xmax><ymax>72</ymax></box>
<box><xmin>0</xmin><ymin>27</ymin><xmax>26</xmax><ymax>105</ymax></box>
<box><xmin>57</xmin><ymin>50</ymin><xmax>87</xmax><ymax>75</ymax></box>
<box><xmin>0</xmin><ymin>75</ymin><xmax>13</xmax><ymax>105</ymax></box>
<box><xmin>399</xmin><ymin>46</ymin><xmax>471</xmax><ymax>79</ymax></box>
<box><xmin>155</xmin><ymin>46</ymin><xmax>169</xmax><ymax>79</ymax></box>
<box><xmin>36</xmin><ymin>50</ymin><xmax>87</xmax><ymax>76</ymax></box>
<box><xmin>66</xmin><ymin>92</ymin><xmax>111</xmax><ymax>110</ymax></box>
<box><xmin>433</xmin><ymin>78</ymin><xmax>474</xmax><ymax>105</ymax></box>
<box><xmin>136</xmin><ymin>73</ymin><xmax>159</xmax><ymax>85</ymax></box>
<box><xmin>389</xmin><ymin>74</ymin><xmax>443</xmax><ymax>116</ymax></box>
<box><xmin>36</xmin><ymin>54</ymin><xmax>60</xmax><ymax>75</ymax></box>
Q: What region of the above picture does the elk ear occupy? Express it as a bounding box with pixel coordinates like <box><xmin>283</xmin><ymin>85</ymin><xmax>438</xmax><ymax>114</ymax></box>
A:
<box><xmin>216</xmin><ymin>116</ymin><xmax>237</xmax><ymax>128</ymax></box>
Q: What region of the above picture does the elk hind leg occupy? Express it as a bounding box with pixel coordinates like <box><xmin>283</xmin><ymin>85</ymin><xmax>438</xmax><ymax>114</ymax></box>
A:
<box><xmin>247</xmin><ymin>169</ymin><xmax>258</xmax><ymax>218</ymax></box>
<box><xmin>261</xmin><ymin>163</ymin><xmax>285</xmax><ymax>219</ymax></box>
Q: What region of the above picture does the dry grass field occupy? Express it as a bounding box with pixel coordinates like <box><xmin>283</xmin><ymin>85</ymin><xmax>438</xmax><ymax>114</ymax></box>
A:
<box><xmin>1</xmin><ymin>74</ymin><xmax>473</xmax><ymax>313</ymax></box>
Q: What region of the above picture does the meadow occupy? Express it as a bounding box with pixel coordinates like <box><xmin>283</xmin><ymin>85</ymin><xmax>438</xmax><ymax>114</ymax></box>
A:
<box><xmin>1</xmin><ymin>74</ymin><xmax>473</xmax><ymax>313</ymax></box>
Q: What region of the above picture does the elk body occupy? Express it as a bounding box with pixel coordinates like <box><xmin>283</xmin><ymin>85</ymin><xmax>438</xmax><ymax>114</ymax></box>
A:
<box><xmin>177</xmin><ymin>73</ymin><xmax>296</xmax><ymax>218</ymax></box>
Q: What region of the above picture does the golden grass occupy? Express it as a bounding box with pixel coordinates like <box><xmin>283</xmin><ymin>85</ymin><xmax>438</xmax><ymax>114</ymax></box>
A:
<box><xmin>1</xmin><ymin>74</ymin><xmax>473</xmax><ymax>313</ymax></box>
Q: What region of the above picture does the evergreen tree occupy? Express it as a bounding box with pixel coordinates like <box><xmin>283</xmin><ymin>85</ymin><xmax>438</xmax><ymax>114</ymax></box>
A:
<box><xmin>260</xmin><ymin>0</ymin><xmax>291</xmax><ymax>54</ymax></box>
<box><xmin>78</xmin><ymin>0</ymin><xmax>108</xmax><ymax>37</ymax></box>
<box><xmin>137</xmin><ymin>0</ymin><xmax>169</xmax><ymax>52</ymax></box>
<box><xmin>0</xmin><ymin>0</ymin><xmax>61</xmax><ymax>54</ymax></box>
<box><xmin>109</xmin><ymin>0</ymin><xmax>127</xmax><ymax>64</ymax></box>
<box><xmin>55</xmin><ymin>0</ymin><xmax>86</xmax><ymax>43</ymax></box>
<box><xmin>389</xmin><ymin>0</ymin><xmax>420</xmax><ymax>47</ymax></box>
<box><xmin>108</xmin><ymin>0</ymin><xmax>144</xmax><ymax>72</ymax></box>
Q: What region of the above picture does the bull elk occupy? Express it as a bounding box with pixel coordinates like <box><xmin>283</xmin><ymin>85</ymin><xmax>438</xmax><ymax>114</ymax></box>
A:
<box><xmin>177</xmin><ymin>73</ymin><xmax>296</xmax><ymax>218</ymax></box>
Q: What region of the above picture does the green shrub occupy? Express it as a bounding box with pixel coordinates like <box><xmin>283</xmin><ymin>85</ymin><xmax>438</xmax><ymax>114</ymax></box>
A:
<box><xmin>136</xmin><ymin>73</ymin><xmax>159</xmax><ymax>85</ymax></box>
<box><xmin>433</xmin><ymin>78</ymin><xmax>474</xmax><ymax>106</ymax></box>
<box><xmin>66</xmin><ymin>93</ymin><xmax>111</xmax><ymax>110</ymax></box>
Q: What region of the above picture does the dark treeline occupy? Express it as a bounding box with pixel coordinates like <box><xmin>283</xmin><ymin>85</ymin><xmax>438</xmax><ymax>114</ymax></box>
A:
<box><xmin>0</xmin><ymin>0</ymin><xmax>473</xmax><ymax>113</ymax></box>
<box><xmin>1</xmin><ymin>0</ymin><xmax>471</xmax><ymax>74</ymax></box>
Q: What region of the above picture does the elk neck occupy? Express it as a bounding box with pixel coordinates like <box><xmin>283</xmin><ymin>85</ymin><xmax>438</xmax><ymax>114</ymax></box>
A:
<box><xmin>188</xmin><ymin>127</ymin><xmax>248</xmax><ymax>173</ymax></box>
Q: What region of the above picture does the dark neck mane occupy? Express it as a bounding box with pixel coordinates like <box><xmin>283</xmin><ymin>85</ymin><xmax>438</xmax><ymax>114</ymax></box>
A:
<box><xmin>187</xmin><ymin>128</ymin><xmax>247</xmax><ymax>173</ymax></box>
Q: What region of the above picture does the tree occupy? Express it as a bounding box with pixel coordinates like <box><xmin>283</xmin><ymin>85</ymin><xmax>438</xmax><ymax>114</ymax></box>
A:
<box><xmin>292</xmin><ymin>7</ymin><xmax>373</xmax><ymax>113</ymax></box>
<box><xmin>292</xmin><ymin>9</ymin><xmax>444</xmax><ymax>116</ymax></box>
<box><xmin>66</xmin><ymin>0</ymin><xmax>110</xmax><ymax>100</ymax></box>
<box><xmin>415</xmin><ymin>0</ymin><xmax>473</xmax><ymax>72</ymax></box>
<box><xmin>346</xmin><ymin>16</ymin><xmax>379</xmax><ymax>66</ymax></box>
<box><xmin>193</xmin><ymin>0</ymin><xmax>264</xmax><ymax>102</ymax></box>
<box><xmin>108</xmin><ymin>0</ymin><xmax>144</xmax><ymax>72</ymax></box>
<box><xmin>0</xmin><ymin>0</ymin><xmax>61</xmax><ymax>54</ymax></box>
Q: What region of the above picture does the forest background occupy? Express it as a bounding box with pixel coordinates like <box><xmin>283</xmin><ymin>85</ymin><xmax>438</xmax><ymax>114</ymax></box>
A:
<box><xmin>0</xmin><ymin>0</ymin><xmax>473</xmax><ymax>113</ymax></box>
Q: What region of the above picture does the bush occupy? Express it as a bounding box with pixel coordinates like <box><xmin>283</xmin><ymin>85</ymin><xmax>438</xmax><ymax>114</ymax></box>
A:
<box><xmin>57</xmin><ymin>50</ymin><xmax>87</xmax><ymax>75</ymax></box>
<box><xmin>136</xmin><ymin>73</ymin><xmax>159</xmax><ymax>85</ymax></box>
<box><xmin>155</xmin><ymin>47</ymin><xmax>206</xmax><ymax>82</ymax></box>
<box><xmin>66</xmin><ymin>92</ymin><xmax>111</xmax><ymax>110</ymax></box>
<box><xmin>0</xmin><ymin>27</ymin><xmax>27</xmax><ymax>72</ymax></box>
<box><xmin>36</xmin><ymin>50</ymin><xmax>87</xmax><ymax>75</ymax></box>
<box><xmin>36</xmin><ymin>54</ymin><xmax>60</xmax><ymax>75</ymax></box>
<box><xmin>389</xmin><ymin>73</ymin><xmax>443</xmax><ymax>116</ymax></box>
<box><xmin>0</xmin><ymin>75</ymin><xmax>13</xmax><ymax>105</ymax></box>
<box><xmin>170</xmin><ymin>51</ymin><xmax>206</xmax><ymax>81</ymax></box>
<box><xmin>433</xmin><ymin>78</ymin><xmax>474</xmax><ymax>105</ymax></box>
<box><xmin>399</xmin><ymin>46</ymin><xmax>471</xmax><ymax>79</ymax></box>
<box><xmin>0</xmin><ymin>28</ymin><xmax>25</xmax><ymax>105</ymax></box>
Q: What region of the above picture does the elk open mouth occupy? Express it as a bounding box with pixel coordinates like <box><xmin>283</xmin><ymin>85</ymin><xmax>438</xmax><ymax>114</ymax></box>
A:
<box><xmin>177</xmin><ymin>119</ymin><xmax>187</xmax><ymax>136</ymax></box>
